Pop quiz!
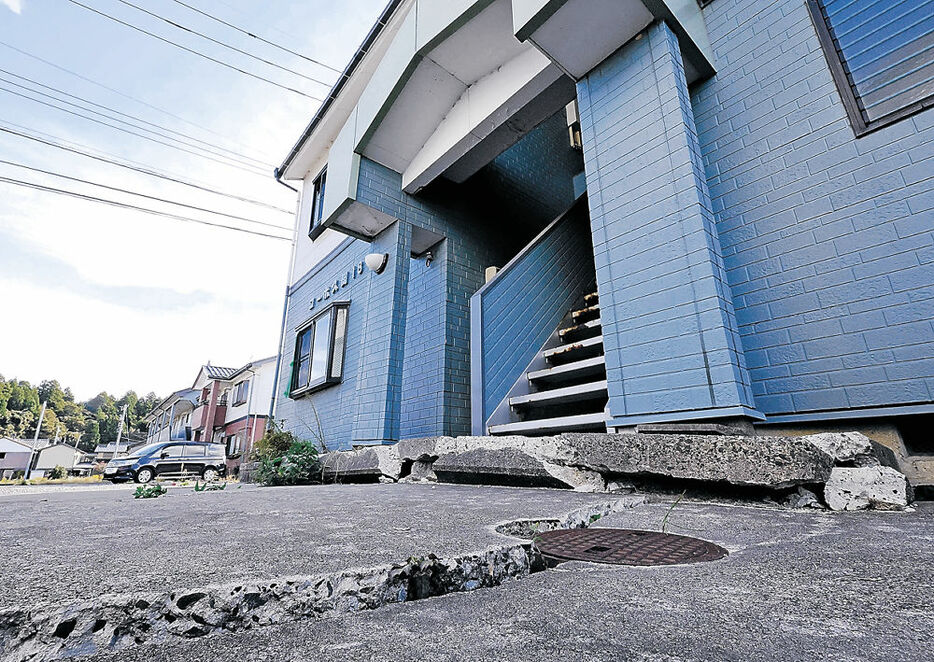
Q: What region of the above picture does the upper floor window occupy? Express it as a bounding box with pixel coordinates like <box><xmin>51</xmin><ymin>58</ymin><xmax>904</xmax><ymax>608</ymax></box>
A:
<box><xmin>308</xmin><ymin>167</ymin><xmax>327</xmax><ymax>239</ymax></box>
<box><xmin>291</xmin><ymin>302</ymin><xmax>349</xmax><ymax>397</ymax></box>
<box><xmin>808</xmin><ymin>0</ymin><xmax>934</xmax><ymax>135</ymax></box>
<box><xmin>232</xmin><ymin>380</ymin><xmax>249</xmax><ymax>406</ymax></box>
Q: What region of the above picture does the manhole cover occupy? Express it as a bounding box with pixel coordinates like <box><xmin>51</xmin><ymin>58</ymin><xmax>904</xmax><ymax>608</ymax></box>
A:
<box><xmin>537</xmin><ymin>528</ymin><xmax>728</xmax><ymax>566</ymax></box>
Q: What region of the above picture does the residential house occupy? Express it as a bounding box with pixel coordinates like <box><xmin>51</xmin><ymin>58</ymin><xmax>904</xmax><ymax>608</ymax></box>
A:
<box><xmin>143</xmin><ymin>358</ymin><xmax>276</xmax><ymax>474</ymax></box>
<box><xmin>31</xmin><ymin>443</ymin><xmax>93</xmax><ymax>479</ymax></box>
<box><xmin>0</xmin><ymin>437</ymin><xmax>35</xmax><ymax>479</ymax></box>
<box><xmin>271</xmin><ymin>0</ymin><xmax>934</xmax><ymax>487</ymax></box>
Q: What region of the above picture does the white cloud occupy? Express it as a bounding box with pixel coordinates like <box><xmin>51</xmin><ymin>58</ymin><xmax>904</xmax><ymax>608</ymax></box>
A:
<box><xmin>1</xmin><ymin>0</ymin><xmax>22</xmax><ymax>14</ymax></box>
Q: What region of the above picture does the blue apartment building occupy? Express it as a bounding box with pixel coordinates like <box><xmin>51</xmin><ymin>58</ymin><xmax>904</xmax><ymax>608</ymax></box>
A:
<box><xmin>272</xmin><ymin>0</ymin><xmax>934</xmax><ymax>483</ymax></box>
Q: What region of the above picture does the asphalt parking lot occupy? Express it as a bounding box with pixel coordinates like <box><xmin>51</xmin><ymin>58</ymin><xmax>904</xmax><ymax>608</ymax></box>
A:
<box><xmin>1</xmin><ymin>484</ymin><xmax>931</xmax><ymax>662</ymax></box>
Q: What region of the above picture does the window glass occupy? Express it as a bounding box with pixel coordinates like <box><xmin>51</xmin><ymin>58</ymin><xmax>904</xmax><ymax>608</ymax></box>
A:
<box><xmin>233</xmin><ymin>380</ymin><xmax>249</xmax><ymax>405</ymax></box>
<box><xmin>308</xmin><ymin>168</ymin><xmax>327</xmax><ymax>235</ymax></box>
<box><xmin>331</xmin><ymin>306</ymin><xmax>347</xmax><ymax>378</ymax></box>
<box><xmin>295</xmin><ymin>327</ymin><xmax>312</xmax><ymax>389</ymax></box>
<box><xmin>310</xmin><ymin>311</ymin><xmax>331</xmax><ymax>382</ymax></box>
<box><xmin>291</xmin><ymin>303</ymin><xmax>349</xmax><ymax>395</ymax></box>
<box><xmin>809</xmin><ymin>0</ymin><xmax>934</xmax><ymax>133</ymax></box>
<box><xmin>162</xmin><ymin>445</ymin><xmax>185</xmax><ymax>457</ymax></box>
<box><xmin>183</xmin><ymin>445</ymin><xmax>206</xmax><ymax>458</ymax></box>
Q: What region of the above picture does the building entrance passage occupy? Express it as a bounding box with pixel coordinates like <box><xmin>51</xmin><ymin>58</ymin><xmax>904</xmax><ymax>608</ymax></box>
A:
<box><xmin>537</xmin><ymin>528</ymin><xmax>728</xmax><ymax>566</ymax></box>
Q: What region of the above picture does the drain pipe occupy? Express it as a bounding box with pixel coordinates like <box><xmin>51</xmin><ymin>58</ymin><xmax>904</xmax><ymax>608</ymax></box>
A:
<box><xmin>269</xmin><ymin>168</ymin><xmax>301</xmax><ymax>429</ymax></box>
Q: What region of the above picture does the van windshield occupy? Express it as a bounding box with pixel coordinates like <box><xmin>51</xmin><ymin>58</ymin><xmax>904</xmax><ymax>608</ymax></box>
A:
<box><xmin>126</xmin><ymin>443</ymin><xmax>163</xmax><ymax>459</ymax></box>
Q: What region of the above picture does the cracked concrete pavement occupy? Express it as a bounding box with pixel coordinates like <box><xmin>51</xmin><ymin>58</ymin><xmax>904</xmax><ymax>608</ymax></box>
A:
<box><xmin>0</xmin><ymin>483</ymin><xmax>616</xmax><ymax>610</ymax></box>
<box><xmin>2</xmin><ymin>484</ymin><xmax>932</xmax><ymax>661</ymax></box>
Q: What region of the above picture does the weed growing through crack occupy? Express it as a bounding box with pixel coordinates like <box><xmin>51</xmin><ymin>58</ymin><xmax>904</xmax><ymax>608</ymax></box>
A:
<box><xmin>194</xmin><ymin>481</ymin><xmax>227</xmax><ymax>492</ymax></box>
<box><xmin>660</xmin><ymin>491</ymin><xmax>686</xmax><ymax>534</ymax></box>
<box><xmin>589</xmin><ymin>513</ymin><xmax>602</xmax><ymax>524</ymax></box>
<box><xmin>134</xmin><ymin>485</ymin><xmax>167</xmax><ymax>499</ymax></box>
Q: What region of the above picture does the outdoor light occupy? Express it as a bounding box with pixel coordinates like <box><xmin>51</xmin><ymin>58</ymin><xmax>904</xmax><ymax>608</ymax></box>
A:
<box><xmin>365</xmin><ymin>252</ymin><xmax>389</xmax><ymax>274</ymax></box>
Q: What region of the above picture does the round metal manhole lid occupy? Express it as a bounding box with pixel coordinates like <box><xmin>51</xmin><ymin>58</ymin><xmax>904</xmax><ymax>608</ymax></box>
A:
<box><xmin>537</xmin><ymin>528</ymin><xmax>728</xmax><ymax>566</ymax></box>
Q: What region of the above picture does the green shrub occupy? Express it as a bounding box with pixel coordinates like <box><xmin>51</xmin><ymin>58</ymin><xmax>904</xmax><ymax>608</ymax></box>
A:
<box><xmin>48</xmin><ymin>465</ymin><xmax>68</xmax><ymax>480</ymax></box>
<box><xmin>255</xmin><ymin>440</ymin><xmax>321</xmax><ymax>486</ymax></box>
<box><xmin>251</xmin><ymin>422</ymin><xmax>301</xmax><ymax>461</ymax></box>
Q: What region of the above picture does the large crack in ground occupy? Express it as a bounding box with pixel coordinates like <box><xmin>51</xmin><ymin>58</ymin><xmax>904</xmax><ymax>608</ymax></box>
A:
<box><xmin>0</xmin><ymin>496</ymin><xmax>644</xmax><ymax>661</ymax></box>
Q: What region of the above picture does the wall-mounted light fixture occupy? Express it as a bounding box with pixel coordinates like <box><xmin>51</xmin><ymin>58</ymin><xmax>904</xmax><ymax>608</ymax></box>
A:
<box><xmin>425</xmin><ymin>251</ymin><xmax>433</xmax><ymax>267</ymax></box>
<box><xmin>365</xmin><ymin>252</ymin><xmax>389</xmax><ymax>274</ymax></box>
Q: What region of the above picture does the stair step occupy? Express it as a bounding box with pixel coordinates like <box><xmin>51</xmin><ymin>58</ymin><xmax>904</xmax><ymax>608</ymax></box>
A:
<box><xmin>510</xmin><ymin>380</ymin><xmax>608</xmax><ymax>409</ymax></box>
<box><xmin>584</xmin><ymin>291</ymin><xmax>599</xmax><ymax>306</ymax></box>
<box><xmin>544</xmin><ymin>335</ymin><xmax>603</xmax><ymax>363</ymax></box>
<box><xmin>559</xmin><ymin>318</ymin><xmax>601</xmax><ymax>341</ymax></box>
<box><xmin>571</xmin><ymin>304</ymin><xmax>600</xmax><ymax>322</ymax></box>
<box><xmin>528</xmin><ymin>356</ymin><xmax>606</xmax><ymax>383</ymax></box>
<box><xmin>489</xmin><ymin>412</ymin><xmax>606</xmax><ymax>435</ymax></box>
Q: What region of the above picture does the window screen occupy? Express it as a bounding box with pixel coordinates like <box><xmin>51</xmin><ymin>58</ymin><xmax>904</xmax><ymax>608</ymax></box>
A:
<box><xmin>809</xmin><ymin>0</ymin><xmax>934</xmax><ymax>134</ymax></box>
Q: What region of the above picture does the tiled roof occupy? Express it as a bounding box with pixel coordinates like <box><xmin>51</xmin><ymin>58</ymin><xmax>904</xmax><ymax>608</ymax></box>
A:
<box><xmin>203</xmin><ymin>365</ymin><xmax>237</xmax><ymax>380</ymax></box>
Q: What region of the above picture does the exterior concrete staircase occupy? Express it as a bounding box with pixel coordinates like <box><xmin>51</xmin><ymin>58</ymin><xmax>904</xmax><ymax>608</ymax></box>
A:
<box><xmin>488</xmin><ymin>290</ymin><xmax>608</xmax><ymax>435</ymax></box>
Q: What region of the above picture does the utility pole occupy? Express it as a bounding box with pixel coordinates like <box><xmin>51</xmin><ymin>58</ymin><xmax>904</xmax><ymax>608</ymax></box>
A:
<box><xmin>24</xmin><ymin>400</ymin><xmax>47</xmax><ymax>480</ymax></box>
<box><xmin>113</xmin><ymin>403</ymin><xmax>129</xmax><ymax>459</ymax></box>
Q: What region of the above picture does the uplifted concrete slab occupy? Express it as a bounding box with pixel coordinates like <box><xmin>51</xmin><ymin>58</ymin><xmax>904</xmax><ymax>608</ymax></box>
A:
<box><xmin>78</xmin><ymin>499</ymin><xmax>934</xmax><ymax>662</ymax></box>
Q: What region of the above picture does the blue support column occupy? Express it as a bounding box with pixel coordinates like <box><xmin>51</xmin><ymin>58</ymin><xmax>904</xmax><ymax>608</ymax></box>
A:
<box><xmin>577</xmin><ymin>21</ymin><xmax>762</xmax><ymax>427</ymax></box>
<box><xmin>351</xmin><ymin>220</ymin><xmax>411</xmax><ymax>445</ymax></box>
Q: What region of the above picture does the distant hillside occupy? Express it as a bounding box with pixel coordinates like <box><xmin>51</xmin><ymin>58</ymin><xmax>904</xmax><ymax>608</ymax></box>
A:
<box><xmin>0</xmin><ymin>375</ymin><xmax>161</xmax><ymax>451</ymax></box>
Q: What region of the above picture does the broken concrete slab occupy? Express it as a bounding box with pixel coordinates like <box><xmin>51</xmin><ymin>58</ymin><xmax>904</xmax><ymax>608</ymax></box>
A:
<box><xmin>321</xmin><ymin>445</ymin><xmax>402</xmax><ymax>482</ymax></box>
<box><xmin>393</xmin><ymin>433</ymin><xmax>838</xmax><ymax>492</ymax></box>
<box><xmin>784</xmin><ymin>486</ymin><xmax>824</xmax><ymax>509</ymax></box>
<box><xmin>824</xmin><ymin>466</ymin><xmax>911</xmax><ymax>511</ymax></box>
<box><xmin>801</xmin><ymin>432</ymin><xmax>880</xmax><ymax>466</ymax></box>
<box><xmin>396</xmin><ymin>437</ymin><xmax>439</xmax><ymax>462</ymax></box>
<box><xmin>433</xmin><ymin>447</ymin><xmax>604</xmax><ymax>492</ymax></box>
<box><xmin>559</xmin><ymin>432</ymin><xmax>835</xmax><ymax>489</ymax></box>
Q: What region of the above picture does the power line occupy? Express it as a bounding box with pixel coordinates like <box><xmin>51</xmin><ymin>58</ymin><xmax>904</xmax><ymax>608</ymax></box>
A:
<box><xmin>64</xmin><ymin>0</ymin><xmax>323</xmax><ymax>100</ymax></box>
<box><xmin>0</xmin><ymin>175</ymin><xmax>292</xmax><ymax>241</ymax></box>
<box><xmin>169</xmin><ymin>0</ymin><xmax>343</xmax><ymax>75</ymax></box>
<box><xmin>0</xmin><ymin>85</ymin><xmax>270</xmax><ymax>177</ymax></box>
<box><xmin>0</xmin><ymin>40</ymin><xmax>278</xmax><ymax>160</ymax></box>
<box><xmin>113</xmin><ymin>0</ymin><xmax>335</xmax><ymax>89</ymax></box>
<box><xmin>0</xmin><ymin>70</ymin><xmax>273</xmax><ymax>170</ymax></box>
<box><xmin>0</xmin><ymin>123</ymin><xmax>293</xmax><ymax>214</ymax></box>
<box><xmin>0</xmin><ymin>159</ymin><xmax>292</xmax><ymax>232</ymax></box>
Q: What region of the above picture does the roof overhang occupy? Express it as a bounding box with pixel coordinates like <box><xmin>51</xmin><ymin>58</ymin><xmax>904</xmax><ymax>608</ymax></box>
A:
<box><xmin>284</xmin><ymin>0</ymin><xmax>715</xmax><ymax>241</ymax></box>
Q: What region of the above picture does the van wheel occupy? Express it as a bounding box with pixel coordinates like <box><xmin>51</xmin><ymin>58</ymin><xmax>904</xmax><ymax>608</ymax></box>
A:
<box><xmin>135</xmin><ymin>468</ymin><xmax>154</xmax><ymax>484</ymax></box>
<box><xmin>202</xmin><ymin>467</ymin><xmax>219</xmax><ymax>482</ymax></box>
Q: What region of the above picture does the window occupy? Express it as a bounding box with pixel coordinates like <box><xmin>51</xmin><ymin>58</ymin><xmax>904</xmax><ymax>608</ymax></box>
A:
<box><xmin>226</xmin><ymin>433</ymin><xmax>244</xmax><ymax>458</ymax></box>
<box><xmin>307</xmin><ymin>167</ymin><xmax>327</xmax><ymax>239</ymax></box>
<box><xmin>291</xmin><ymin>302</ymin><xmax>349</xmax><ymax>396</ymax></box>
<box><xmin>232</xmin><ymin>380</ymin><xmax>249</xmax><ymax>406</ymax></box>
<box><xmin>808</xmin><ymin>0</ymin><xmax>934</xmax><ymax>135</ymax></box>
<box><xmin>183</xmin><ymin>445</ymin><xmax>206</xmax><ymax>458</ymax></box>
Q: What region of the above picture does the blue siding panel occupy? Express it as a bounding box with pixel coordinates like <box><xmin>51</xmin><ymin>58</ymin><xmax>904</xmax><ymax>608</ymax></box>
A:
<box><xmin>577</xmin><ymin>21</ymin><xmax>760</xmax><ymax>426</ymax></box>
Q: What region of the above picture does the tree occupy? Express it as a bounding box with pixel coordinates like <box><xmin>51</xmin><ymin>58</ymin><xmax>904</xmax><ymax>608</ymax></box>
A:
<box><xmin>37</xmin><ymin>409</ymin><xmax>61</xmax><ymax>440</ymax></box>
<box><xmin>0</xmin><ymin>378</ymin><xmax>10</xmax><ymax>419</ymax></box>
<box><xmin>80</xmin><ymin>419</ymin><xmax>100</xmax><ymax>451</ymax></box>
<box><xmin>38</xmin><ymin>380</ymin><xmax>67</xmax><ymax>415</ymax></box>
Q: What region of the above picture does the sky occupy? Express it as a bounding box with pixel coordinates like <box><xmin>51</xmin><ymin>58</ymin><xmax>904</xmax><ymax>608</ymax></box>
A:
<box><xmin>0</xmin><ymin>0</ymin><xmax>384</xmax><ymax>400</ymax></box>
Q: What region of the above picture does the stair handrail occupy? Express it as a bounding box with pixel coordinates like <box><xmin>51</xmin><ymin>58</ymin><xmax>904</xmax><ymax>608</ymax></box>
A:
<box><xmin>470</xmin><ymin>193</ymin><xmax>592</xmax><ymax>434</ymax></box>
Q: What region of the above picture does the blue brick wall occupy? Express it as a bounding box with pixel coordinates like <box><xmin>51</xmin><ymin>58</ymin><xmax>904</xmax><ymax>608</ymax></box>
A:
<box><xmin>577</xmin><ymin>21</ymin><xmax>760</xmax><ymax>427</ymax></box>
<box><xmin>472</xmin><ymin>200</ymin><xmax>594</xmax><ymax>428</ymax></box>
<box><xmin>400</xmin><ymin>240</ymin><xmax>446</xmax><ymax>439</ymax></box>
<box><xmin>350</xmin><ymin>220</ymin><xmax>411</xmax><ymax>444</ymax></box>
<box><xmin>466</xmin><ymin>110</ymin><xmax>584</xmax><ymax>232</ymax></box>
<box><xmin>355</xmin><ymin>158</ymin><xmax>521</xmax><ymax>438</ymax></box>
<box><xmin>695</xmin><ymin>0</ymin><xmax>934</xmax><ymax>416</ymax></box>
<box><xmin>275</xmin><ymin>238</ymin><xmax>370</xmax><ymax>450</ymax></box>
